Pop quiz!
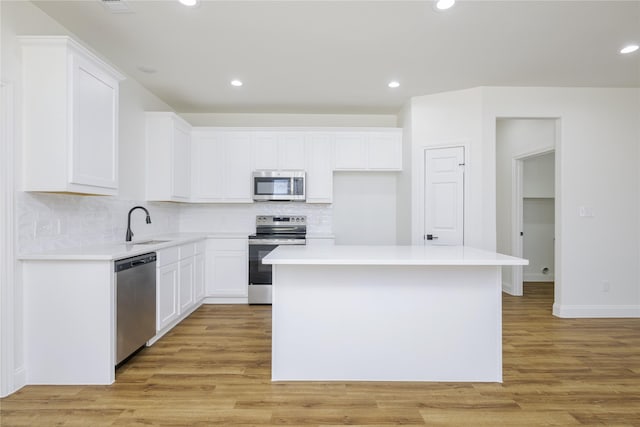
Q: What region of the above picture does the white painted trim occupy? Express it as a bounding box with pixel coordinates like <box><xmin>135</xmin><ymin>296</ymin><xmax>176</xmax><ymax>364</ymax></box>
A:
<box><xmin>523</xmin><ymin>273</ymin><xmax>555</xmax><ymax>282</ymax></box>
<box><xmin>508</xmin><ymin>158</ymin><xmax>524</xmax><ymax>296</ymax></box>
<box><xmin>203</xmin><ymin>297</ymin><xmax>248</xmax><ymax>304</ymax></box>
<box><xmin>0</xmin><ymin>81</ymin><xmax>20</xmax><ymax>397</ymax></box>
<box><xmin>507</xmin><ymin>137</ymin><xmax>556</xmax><ymax>297</ymax></box>
<box><xmin>553</xmin><ymin>304</ymin><xmax>640</xmax><ymax>318</ymax></box>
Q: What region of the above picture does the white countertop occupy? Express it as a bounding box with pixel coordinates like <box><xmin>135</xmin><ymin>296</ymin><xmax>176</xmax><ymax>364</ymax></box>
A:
<box><xmin>18</xmin><ymin>232</ymin><xmax>249</xmax><ymax>261</ymax></box>
<box><xmin>263</xmin><ymin>245</ymin><xmax>528</xmax><ymax>266</ymax></box>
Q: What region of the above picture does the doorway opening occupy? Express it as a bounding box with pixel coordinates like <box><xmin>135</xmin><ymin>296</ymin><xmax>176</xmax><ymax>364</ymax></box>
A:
<box><xmin>496</xmin><ymin>118</ymin><xmax>558</xmax><ymax>302</ymax></box>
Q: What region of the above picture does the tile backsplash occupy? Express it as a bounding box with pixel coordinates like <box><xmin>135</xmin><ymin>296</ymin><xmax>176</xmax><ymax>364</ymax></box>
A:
<box><xmin>16</xmin><ymin>192</ymin><xmax>180</xmax><ymax>255</ymax></box>
<box><xmin>179</xmin><ymin>202</ymin><xmax>333</xmax><ymax>235</ymax></box>
<box><xmin>16</xmin><ymin>193</ymin><xmax>333</xmax><ymax>254</ymax></box>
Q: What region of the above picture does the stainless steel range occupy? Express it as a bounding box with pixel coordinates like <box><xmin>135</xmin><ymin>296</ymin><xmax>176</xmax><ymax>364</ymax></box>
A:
<box><xmin>248</xmin><ymin>215</ymin><xmax>306</xmax><ymax>304</ymax></box>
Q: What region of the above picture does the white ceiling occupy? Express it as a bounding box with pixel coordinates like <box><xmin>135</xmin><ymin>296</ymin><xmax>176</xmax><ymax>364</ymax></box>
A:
<box><xmin>32</xmin><ymin>0</ymin><xmax>640</xmax><ymax>114</ymax></box>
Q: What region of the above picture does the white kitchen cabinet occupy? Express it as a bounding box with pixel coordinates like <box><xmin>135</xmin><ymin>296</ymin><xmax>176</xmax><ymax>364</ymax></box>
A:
<box><xmin>334</xmin><ymin>130</ymin><xmax>402</xmax><ymax>171</ymax></box>
<box><xmin>253</xmin><ymin>132</ymin><xmax>306</xmax><ymax>170</ymax></box>
<box><xmin>205</xmin><ymin>238</ymin><xmax>248</xmax><ymax>302</ymax></box>
<box><xmin>367</xmin><ymin>132</ymin><xmax>403</xmax><ymax>170</ymax></box>
<box><xmin>305</xmin><ymin>133</ymin><xmax>334</xmax><ymax>203</ymax></box>
<box><xmin>152</xmin><ymin>240</ymin><xmax>205</xmax><ymax>342</ymax></box>
<box><xmin>20</xmin><ymin>36</ymin><xmax>124</xmax><ymax>195</ymax></box>
<box><xmin>194</xmin><ymin>252</ymin><xmax>206</xmax><ymax>302</ymax></box>
<box><xmin>191</xmin><ymin>130</ymin><xmax>254</xmax><ymax>202</ymax></box>
<box><xmin>178</xmin><ymin>257</ymin><xmax>195</xmax><ymax>313</ymax></box>
<box><xmin>157</xmin><ymin>262</ymin><xmax>180</xmax><ymax>331</ymax></box>
<box><xmin>146</xmin><ymin>112</ymin><xmax>192</xmax><ymax>201</ymax></box>
<box><xmin>334</xmin><ymin>133</ymin><xmax>367</xmax><ymax>170</ymax></box>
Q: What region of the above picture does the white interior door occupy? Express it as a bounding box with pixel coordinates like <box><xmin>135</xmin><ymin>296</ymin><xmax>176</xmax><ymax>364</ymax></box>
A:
<box><xmin>424</xmin><ymin>147</ymin><xmax>464</xmax><ymax>245</ymax></box>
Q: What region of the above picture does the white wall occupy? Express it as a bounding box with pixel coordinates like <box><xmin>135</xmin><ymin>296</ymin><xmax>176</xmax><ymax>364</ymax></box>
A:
<box><xmin>486</xmin><ymin>87</ymin><xmax>640</xmax><ymax>317</ymax></box>
<box><xmin>179</xmin><ymin>202</ymin><xmax>332</xmax><ymax>236</ymax></box>
<box><xmin>409</xmin><ymin>88</ymin><xmax>484</xmax><ymax>248</ymax></box>
<box><xmin>523</xmin><ymin>198</ymin><xmax>555</xmax><ymax>282</ymax></box>
<box><xmin>524</xmin><ymin>152</ymin><xmax>555</xmax><ymax>198</ymax></box>
<box><xmin>332</xmin><ymin>172</ymin><xmax>397</xmax><ymax>245</ymax></box>
<box><xmin>180</xmin><ymin>113</ymin><xmax>397</xmax><ymax>127</ymax></box>
<box><xmin>523</xmin><ymin>153</ymin><xmax>555</xmax><ymax>282</ymax></box>
<box><xmin>396</xmin><ymin>103</ymin><xmax>413</xmax><ymax>244</ymax></box>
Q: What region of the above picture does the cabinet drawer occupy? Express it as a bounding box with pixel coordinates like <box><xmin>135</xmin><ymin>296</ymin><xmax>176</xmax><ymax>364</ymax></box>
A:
<box><xmin>179</xmin><ymin>243</ymin><xmax>196</xmax><ymax>259</ymax></box>
<box><xmin>195</xmin><ymin>240</ymin><xmax>206</xmax><ymax>254</ymax></box>
<box><xmin>206</xmin><ymin>238</ymin><xmax>247</xmax><ymax>251</ymax></box>
<box><xmin>156</xmin><ymin>246</ymin><xmax>180</xmax><ymax>267</ymax></box>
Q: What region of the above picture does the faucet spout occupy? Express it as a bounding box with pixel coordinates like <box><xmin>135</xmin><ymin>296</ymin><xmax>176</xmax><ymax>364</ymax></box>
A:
<box><xmin>126</xmin><ymin>206</ymin><xmax>152</xmax><ymax>242</ymax></box>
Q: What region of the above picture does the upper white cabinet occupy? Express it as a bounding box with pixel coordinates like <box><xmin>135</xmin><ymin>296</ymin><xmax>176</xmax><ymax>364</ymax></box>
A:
<box><xmin>253</xmin><ymin>132</ymin><xmax>306</xmax><ymax>170</ymax></box>
<box><xmin>191</xmin><ymin>130</ymin><xmax>254</xmax><ymax>202</ymax></box>
<box><xmin>146</xmin><ymin>112</ymin><xmax>192</xmax><ymax>202</ymax></box>
<box><xmin>334</xmin><ymin>130</ymin><xmax>402</xmax><ymax>171</ymax></box>
<box><xmin>20</xmin><ymin>36</ymin><xmax>124</xmax><ymax>195</ymax></box>
<box><xmin>305</xmin><ymin>133</ymin><xmax>334</xmax><ymax>203</ymax></box>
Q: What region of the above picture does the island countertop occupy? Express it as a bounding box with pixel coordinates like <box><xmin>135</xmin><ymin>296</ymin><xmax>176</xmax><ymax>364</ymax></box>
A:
<box><xmin>263</xmin><ymin>244</ymin><xmax>528</xmax><ymax>266</ymax></box>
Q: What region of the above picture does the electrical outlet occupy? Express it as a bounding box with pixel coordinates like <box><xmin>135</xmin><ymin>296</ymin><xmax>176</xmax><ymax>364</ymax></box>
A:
<box><xmin>602</xmin><ymin>281</ymin><xmax>611</xmax><ymax>292</ymax></box>
<box><xmin>34</xmin><ymin>219</ymin><xmax>55</xmax><ymax>237</ymax></box>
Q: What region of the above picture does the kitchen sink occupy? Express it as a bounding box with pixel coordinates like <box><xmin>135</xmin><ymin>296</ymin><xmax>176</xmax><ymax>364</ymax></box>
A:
<box><xmin>128</xmin><ymin>239</ymin><xmax>171</xmax><ymax>246</ymax></box>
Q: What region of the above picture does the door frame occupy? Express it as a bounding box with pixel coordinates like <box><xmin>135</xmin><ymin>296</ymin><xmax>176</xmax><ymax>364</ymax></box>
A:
<box><xmin>0</xmin><ymin>81</ymin><xmax>18</xmax><ymax>396</ymax></box>
<box><xmin>417</xmin><ymin>143</ymin><xmax>469</xmax><ymax>245</ymax></box>
<box><xmin>511</xmin><ymin>148</ymin><xmax>556</xmax><ymax>296</ymax></box>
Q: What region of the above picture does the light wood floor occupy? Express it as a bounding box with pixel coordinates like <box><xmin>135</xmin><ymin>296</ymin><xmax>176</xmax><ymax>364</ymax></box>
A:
<box><xmin>2</xmin><ymin>283</ymin><xmax>639</xmax><ymax>426</ymax></box>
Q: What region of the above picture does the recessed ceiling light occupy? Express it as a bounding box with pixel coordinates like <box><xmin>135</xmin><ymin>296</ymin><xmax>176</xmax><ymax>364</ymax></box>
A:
<box><xmin>388</xmin><ymin>81</ymin><xmax>400</xmax><ymax>88</ymax></box>
<box><xmin>620</xmin><ymin>44</ymin><xmax>639</xmax><ymax>54</ymax></box>
<box><xmin>178</xmin><ymin>0</ymin><xmax>198</xmax><ymax>7</ymax></box>
<box><xmin>231</xmin><ymin>80</ymin><xmax>243</xmax><ymax>87</ymax></box>
<box><xmin>137</xmin><ymin>65</ymin><xmax>157</xmax><ymax>74</ymax></box>
<box><xmin>435</xmin><ymin>0</ymin><xmax>455</xmax><ymax>10</ymax></box>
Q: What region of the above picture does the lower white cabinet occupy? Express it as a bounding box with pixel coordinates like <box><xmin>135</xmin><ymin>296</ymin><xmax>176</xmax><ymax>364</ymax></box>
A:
<box><xmin>194</xmin><ymin>252</ymin><xmax>205</xmax><ymax>301</ymax></box>
<box><xmin>178</xmin><ymin>257</ymin><xmax>195</xmax><ymax>313</ymax></box>
<box><xmin>157</xmin><ymin>262</ymin><xmax>179</xmax><ymax>331</ymax></box>
<box><xmin>152</xmin><ymin>240</ymin><xmax>205</xmax><ymax>342</ymax></box>
<box><xmin>205</xmin><ymin>238</ymin><xmax>248</xmax><ymax>302</ymax></box>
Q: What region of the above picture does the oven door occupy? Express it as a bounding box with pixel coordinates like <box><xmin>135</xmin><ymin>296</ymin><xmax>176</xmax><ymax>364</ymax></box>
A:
<box><xmin>248</xmin><ymin>242</ymin><xmax>277</xmax><ymax>285</ymax></box>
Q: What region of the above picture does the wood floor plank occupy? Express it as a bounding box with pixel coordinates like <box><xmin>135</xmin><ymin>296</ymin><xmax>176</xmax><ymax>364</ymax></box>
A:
<box><xmin>2</xmin><ymin>283</ymin><xmax>640</xmax><ymax>426</ymax></box>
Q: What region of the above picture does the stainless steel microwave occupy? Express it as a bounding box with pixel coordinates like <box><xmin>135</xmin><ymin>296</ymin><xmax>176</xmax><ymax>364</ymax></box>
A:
<box><xmin>252</xmin><ymin>170</ymin><xmax>305</xmax><ymax>201</ymax></box>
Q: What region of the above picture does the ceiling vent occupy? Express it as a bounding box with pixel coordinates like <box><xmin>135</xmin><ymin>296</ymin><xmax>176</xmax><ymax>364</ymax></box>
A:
<box><xmin>101</xmin><ymin>0</ymin><xmax>134</xmax><ymax>14</ymax></box>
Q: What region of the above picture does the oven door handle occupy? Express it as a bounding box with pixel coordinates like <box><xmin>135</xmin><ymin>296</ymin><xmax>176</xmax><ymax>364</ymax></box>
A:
<box><xmin>248</xmin><ymin>239</ymin><xmax>306</xmax><ymax>245</ymax></box>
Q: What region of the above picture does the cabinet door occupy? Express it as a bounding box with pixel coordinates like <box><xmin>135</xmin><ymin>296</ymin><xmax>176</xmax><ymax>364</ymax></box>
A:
<box><xmin>192</xmin><ymin>132</ymin><xmax>225</xmax><ymax>200</ymax></box>
<box><xmin>253</xmin><ymin>133</ymin><xmax>278</xmax><ymax>170</ymax></box>
<box><xmin>194</xmin><ymin>253</ymin><xmax>205</xmax><ymax>302</ymax></box>
<box><xmin>157</xmin><ymin>264</ymin><xmax>179</xmax><ymax>331</ymax></box>
<box><xmin>368</xmin><ymin>132</ymin><xmax>402</xmax><ymax>170</ymax></box>
<box><xmin>172</xmin><ymin>124</ymin><xmax>191</xmax><ymax>199</ymax></box>
<box><xmin>179</xmin><ymin>257</ymin><xmax>195</xmax><ymax>313</ymax></box>
<box><xmin>206</xmin><ymin>250</ymin><xmax>248</xmax><ymax>297</ymax></box>
<box><xmin>224</xmin><ymin>133</ymin><xmax>253</xmax><ymax>201</ymax></box>
<box><xmin>334</xmin><ymin>133</ymin><xmax>367</xmax><ymax>170</ymax></box>
<box><xmin>70</xmin><ymin>53</ymin><xmax>119</xmax><ymax>190</ymax></box>
<box><xmin>278</xmin><ymin>133</ymin><xmax>306</xmax><ymax>170</ymax></box>
<box><xmin>305</xmin><ymin>134</ymin><xmax>333</xmax><ymax>203</ymax></box>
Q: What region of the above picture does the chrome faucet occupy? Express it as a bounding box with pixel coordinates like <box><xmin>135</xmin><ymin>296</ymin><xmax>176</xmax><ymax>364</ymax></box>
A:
<box><xmin>125</xmin><ymin>206</ymin><xmax>151</xmax><ymax>242</ymax></box>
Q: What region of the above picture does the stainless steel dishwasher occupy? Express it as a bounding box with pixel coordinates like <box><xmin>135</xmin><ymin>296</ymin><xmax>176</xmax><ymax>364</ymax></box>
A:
<box><xmin>114</xmin><ymin>252</ymin><xmax>157</xmax><ymax>365</ymax></box>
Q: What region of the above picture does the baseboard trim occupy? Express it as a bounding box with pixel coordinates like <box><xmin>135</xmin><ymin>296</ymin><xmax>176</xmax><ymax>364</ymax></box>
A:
<box><xmin>553</xmin><ymin>303</ymin><xmax>640</xmax><ymax>318</ymax></box>
<box><xmin>203</xmin><ymin>297</ymin><xmax>248</xmax><ymax>304</ymax></box>
<box><xmin>524</xmin><ymin>273</ymin><xmax>554</xmax><ymax>282</ymax></box>
<box><xmin>501</xmin><ymin>281</ymin><xmax>517</xmax><ymax>296</ymax></box>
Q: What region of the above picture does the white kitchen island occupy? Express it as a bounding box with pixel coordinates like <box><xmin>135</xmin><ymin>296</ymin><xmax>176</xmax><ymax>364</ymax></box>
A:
<box><xmin>263</xmin><ymin>245</ymin><xmax>528</xmax><ymax>383</ymax></box>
